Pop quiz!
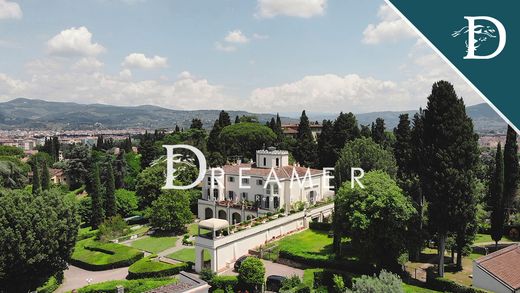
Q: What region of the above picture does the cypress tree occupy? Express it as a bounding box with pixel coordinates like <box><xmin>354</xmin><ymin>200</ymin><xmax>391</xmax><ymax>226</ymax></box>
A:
<box><xmin>139</xmin><ymin>131</ymin><xmax>156</xmax><ymax>169</ymax></box>
<box><xmin>360</xmin><ymin>124</ymin><xmax>371</xmax><ymax>138</ymax></box>
<box><xmin>52</xmin><ymin>136</ymin><xmax>60</xmax><ymax>162</ymax></box>
<box><xmin>90</xmin><ymin>164</ymin><xmax>104</xmax><ymax>228</ymax></box>
<box><xmin>235</xmin><ymin>115</ymin><xmax>240</xmax><ymax>124</ymax></box>
<box><xmin>104</xmin><ymin>163</ymin><xmax>117</xmax><ymax>218</ymax></box>
<box><xmin>332</xmin><ymin>112</ymin><xmax>360</xmax><ymax>157</ymax></box>
<box><xmin>372</xmin><ymin>118</ymin><xmax>386</xmax><ymax>146</ymax></box>
<box><xmin>40</xmin><ymin>160</ymin><xmax>50</xmax><ymax>191</ymax></box>
<box><xmin>218</xmin><ymin>110</ymin><xmax>231</xmax><ymax>127</ymax></box>
<box><xmin>490</xmin><ymin>143</ymin><xmax>505</xmax><ymax>249</ymax></box>
<box><xmin>318</xmin><ymin>120</ymin><xmax>336</xmax><ymax>168</ymax></box>
<box><xmin>394</xmin><ymin>114</ymin><xmax>413</xmax><ymax>183</ymax></box>
<box><xmin>96</xmin><ymin>135</ymin><xmax>105</xmax><ymax>150</ymax></box>
<box><xmin>174</xmin><ymin>125</ymin><xmax>180</xmax><ymax>133</ymax></box>
<box><xmin>294</xmin><ymin>110</ymin><xmax>317</xmax><ymax>167</ymax></box>
<box><xmin>208</xmin><ymin>119</ymin><xmax>223</xmax><ymax>153</ymax></box>
<box><xmin>420</xmin><ymin>81</ymin><xmax>479</xmax><ymax>277</ymax></box>
<box><xmin>31</xmin><ymin>161</ymin><xmax>41</xmax><ymax>195</ymax></box>
<box><xmin>190</xmin><ymin>118</ymin><xmax>203</xmax><ymax>130</ymax></box>
<box><xmin>503</xmin><ymin>125</ymin><xmax>519</xmax><ymax>211</ymax></box>
<box><xmin>114</xmin><ymin>151</ymin><xmax>127</xmax><ymax>189</ymax></box>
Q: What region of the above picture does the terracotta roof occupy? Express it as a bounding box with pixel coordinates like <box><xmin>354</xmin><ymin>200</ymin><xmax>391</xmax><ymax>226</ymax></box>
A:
<box><xmin>475</xmin><ymin>244</ymin><xmax>520</xmax><ymax>290</ymax></box>
<box><xmin>220</xmin><ymin>163</ymin><xmax>322</xmax><ymax>180</ymax></box>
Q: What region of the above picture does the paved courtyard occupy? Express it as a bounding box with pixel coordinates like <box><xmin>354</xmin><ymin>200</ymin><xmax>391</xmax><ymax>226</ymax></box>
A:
<box><xmin>56</xmin><ymin>265</ymin><xmax>129</xmax><ymax>293</ymax></box>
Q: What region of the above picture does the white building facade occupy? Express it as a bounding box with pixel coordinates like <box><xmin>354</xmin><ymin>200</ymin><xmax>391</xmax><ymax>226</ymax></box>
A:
<box><xmin>197</xmin><ymin>148</ymin><xmax>334</xmax><ymax>224</ymax></box>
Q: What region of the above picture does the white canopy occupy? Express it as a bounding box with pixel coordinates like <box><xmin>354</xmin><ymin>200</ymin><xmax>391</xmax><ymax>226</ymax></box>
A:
<box><xmin>198</xmin><ymin>218</ymin><xmax>229</xmax><ymax>230</ymax></box>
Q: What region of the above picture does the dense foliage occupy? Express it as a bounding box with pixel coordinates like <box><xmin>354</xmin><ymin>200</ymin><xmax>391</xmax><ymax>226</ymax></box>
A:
<box><xmin>238</xmin><ymin>257</ymin><xmax>265</xmax><ymax>292</ymax></box>
<box><xmin>0</xmin><ymin>189</ymin><xmax>79</xmax><ymax>292</ymax></box>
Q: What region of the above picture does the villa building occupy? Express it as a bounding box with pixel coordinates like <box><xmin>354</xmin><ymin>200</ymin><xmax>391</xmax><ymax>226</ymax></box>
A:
<box><xmin>197</xmin><ymin>147</ymin><xmax>334</xmax><ymax>224</ymax></box>
<box><xmin>282</xmin><ymin>123</ymin><xmax>322</xmax><ymax>141</ymax></box>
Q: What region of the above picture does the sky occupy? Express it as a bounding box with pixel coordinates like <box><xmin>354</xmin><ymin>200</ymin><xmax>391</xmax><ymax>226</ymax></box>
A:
<box><xmin>0</xmin><ymin>0</ymin><xmax>482</xmax><ymax>116</ymax></box>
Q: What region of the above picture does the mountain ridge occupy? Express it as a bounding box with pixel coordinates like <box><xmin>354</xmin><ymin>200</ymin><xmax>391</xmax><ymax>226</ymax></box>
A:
<box><xmin>0</xmin><ymin>98</ymin><xmax>506</xmax><ymax>134</ymax></box>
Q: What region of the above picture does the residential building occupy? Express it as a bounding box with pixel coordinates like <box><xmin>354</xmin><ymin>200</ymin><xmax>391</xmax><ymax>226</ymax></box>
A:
<box><xmin>282</xmin><ymin>123</ymin><xmax>322</xmax><ymax>140</ymax></box>
<box><xmin>197</xmin><ymin>147</ymin><xmax>333</xmax><ymax>224</ymax></box>
<box><xmin>473</xmin><ymin>244</ymin><xmax>520</xmax><ymax>293</ymax></box>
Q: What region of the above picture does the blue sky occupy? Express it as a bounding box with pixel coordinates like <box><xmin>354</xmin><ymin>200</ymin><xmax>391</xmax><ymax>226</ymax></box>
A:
<box><xmin>0</xmin><ymin>0</ymin><xmax>481</xmax><ymax>115</ymax></box>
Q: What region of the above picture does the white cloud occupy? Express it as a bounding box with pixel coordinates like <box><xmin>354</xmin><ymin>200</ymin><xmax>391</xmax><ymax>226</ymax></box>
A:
<box><xmin>0</xmin><ymin>56</ymin><xmax>237</xmax><ymax>110</ymax></box>
<box><xmin>0</xmin><ymin>0</ymin><xmax>22</xmax><ymax>20</ymax></box>
<box><xmin>215</xmin><ymin>42</ymin><xmax>236</xmax><ymax>52</ymax></box>
<box><xmin>247</xmin><ymin>74</ymin><xmax>409</xmax><ymax>113</ymax></box>
<box><xmin>73</xmin><ymin>57</ymin><xmax>104</xmax><ymax>71</ymax></box>
<box><xmin>178</xmin><ymin>71</ymin><xmax>193</xmax><ymax>79</ymax></box>
<box><xmin>253</xmin><ymin>33</ymin><xmax>269</xmax><ymax>40</ymax></box>
<box><xmin>256</xmin><ymin>0</ymin><xmax>326</xmax><ymax>18</ymax></box>
<box><xmin>119</xmin><ymin>69</ymin><xmax>132</xmax><ymax>79</ymax></box>
<box><xmin>47</xmin><ymin>27</ymin><xmax>105</xmax><ymax>56</ymax></box>
<box><xmin>122</xmin><ymin>53</ymin><xmax>168</xmax><ymax>69</ymax></box>
<box><xmin>224</xmin><ymin>30</ymin><xmax>249</xmax><ymax>43</ymax></box>
<box><xmin>362</xmin><ymin>4</ymin><xmax>415</xmax><ymax>45</ymax></box>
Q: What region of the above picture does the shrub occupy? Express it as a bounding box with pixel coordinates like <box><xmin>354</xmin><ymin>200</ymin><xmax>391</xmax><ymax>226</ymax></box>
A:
<box><xmin>279</xmin><ymin>250</ymin><xmax>374</xmax><ymax>274</ymax></box>
<box><xmin>281</xmin><ymin>275</ymin><xmax>303</xmax><ymax>290</ymax></box>
<box><xmin>348</xmin><ymin>270</ymin><xmax>402</xmax><ymax>293</ymax></box>
<box><xmin>97</xmin><ymin>216</ymin><xmax>129</xmax><ymax>242</ymax></box>
<box><xmin>127</xmin><ymin>255</ymin><xmax>189</xmax><ymax>279</ymax></box>
<box><xmin>200</xmin><ymin>268</ymin><xmax>216</xmax><ymax>282</ymax></box>
<box><xmin>36</xmin><ymin>272</ymin><xmax>63</xmax><ymax>293</ymax></box>
<box><xmin>70</xmin><ymin>238</ymin><xmax>144</xmax><ymax>271</ymax></box>
<box><xmin>115</xmin><ymin>189</ymin><xmax>138</xmax><ymax>217</ymax></box>
<box><xmin>238</xmin><ymin>257</ymin><xmax>265</xmax><ymax>292</ymax></box>
<box><xmin>313</xmin><ymin>270</ymin><xmax>353</xmax><ymax>290</ymax></box>
<box><xmin>309</xmin><ymin>222</ymin><xmax>332</xmax><ymax>231</ymax></box>
<box><xmin>210</xmin><ymin>275</ymin><xmax>238</xmax><ymax>290</ymax></box>
<box><xmin>76</xmin><ymin>277</ymin><xmax>176</xmax><ymax>293</ymax></box>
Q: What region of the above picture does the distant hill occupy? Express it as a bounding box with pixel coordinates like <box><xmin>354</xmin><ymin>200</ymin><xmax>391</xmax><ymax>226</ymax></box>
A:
<box><xmin>0</xmin><ymin>98</ymin><xmax>296</xmax><ymax>130</ymax></box>
<box><xmin>0</xmin><ymin>98</ymin><xmax>507</xmax><ymax>134</ymax></box>
<box><xmin>310</xmin><ymin>103</ymin><xmax>507</xmax><ymax>135</ymax></box>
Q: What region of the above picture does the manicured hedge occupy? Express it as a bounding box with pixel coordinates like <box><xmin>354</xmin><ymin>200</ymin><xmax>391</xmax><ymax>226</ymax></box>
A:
<box><xmin>127</xmin><ymin>255</ymin><xmax>190</xmax><ymax>279</ymax></box>
<box><xmin>76</xmin><ymin>277</ymin><xmax>177</xmax><ymax>293</ymax></box>
<box><xmin>426</xmin><ymin>270</ymin><xmax>487</xmax><ymax>293</ymax></box>
<box><xmin>312</xmin><ymin>269</ymin><xmax>353</xmax><ymax>289</ymax></box>
<box><xmin>308</xmin><ymin>222</ymin><xmax>332</xmax><ymax>231</ymax></box>
<box><xmin>278</xmin><ymin>250</ymin><xmax>375</xmax><ymax>275</ymax></box>
<box><xmin>209</xmin><ymin>275</ymin><xmax>238</xmax><ymax>291</ymax></box>
<box><xmin>71</xmin><ymin>238</ymin><xmax>144</xmax><ymax>271</ymax></box>
<box><xmin>36</xmin><ymin>272</ymin><xmax>63</xmax><ymax>293</ymax></box>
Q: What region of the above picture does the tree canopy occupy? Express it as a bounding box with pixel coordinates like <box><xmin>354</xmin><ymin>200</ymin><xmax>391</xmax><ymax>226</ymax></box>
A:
<box><xmin>0</xmin><ymin>188</ymin><xmax>79</xmax><ymax>292</ymax></box>
<box><xmin>220</xmin><ymin>122</ymin><xmax>276</xmax><ymax>160</ymax></box>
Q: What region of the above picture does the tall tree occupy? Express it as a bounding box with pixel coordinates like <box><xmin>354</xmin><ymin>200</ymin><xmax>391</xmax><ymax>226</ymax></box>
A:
<box><xmin>360</xmin><ymin>124</ymin><xmax>371</xmax><ymax>138</ymax></box>
<box><xmin>113</xmin><ymin>151</ymin><xmax>127</xmax><ymax>189</ymax></box>
<box><xmin>90</xmin><ymin>164</ymin><xmax>104</xmax><ymax>228</ymax></box>
<box><xmin>490</xmin><ymin>143</ymin><xmax>505</xmax><ymax>249</ymax></box>
<box><xmin>40</xmin><ymin>159</ymin><xmax>50</xmax><ymax>191</ymax></box>
<box><xmin>31</xmin><ymin>160</ymin><xmax>41</xmax><ymax>195</ymax></box>
<box><xmin>218</xmin><ymin>110</ymin><xmax>232</xmax><ymax>127</ymax></box>
<box><xmin>294</xmin><ymin>110</ymin><xmax>317</xmax><ymax>167</ymax></box>
<box><xmin>104</xmin><ymin>162</ymin><xmax>117</xmax><ymax>218</ymax></box>
<box><xmin>96</xmin><ymin>135</ymin><xmax>105</xmax><ymax>150</ymax></box>
<box><xmin>138</xmin><ymin>131</ymin><xmax>156</xmax><ymax>169</ymax></box>
<box><xmin>333</xmin><ymin>112</ymin><xmax>360</xmax><ymax>160</ymax></box>
<box><xmin>235</xmin><ymin>115</ymin><xmax>240</xmax><ymax>124</ymax></box>
<box><xmin>371</xmin><ymin>118</ymin><xmax>386</xmax><ymax>146</ymax></box>
<box><xmin>317</xmin><ymin>120</ymin><xmax>336</xmax><ymax>168</ymax></box>
<box><xmin>207</xmin><ymin>119</ymin><xmax>223</xmax><ymax>153</ymax></box>
<box><xmin>190</xmin><ymin>118</ymin><xmax>203</xmax><ymax>130</ymax></box>
<box><xmin>420</xmin><ymin>81</ymin><xmax>479</xmax><ymax>277</ymax></box>
<box><xmin>503</xmin><ymin>125</ymin><xmax>519</xmax><ymax>212</ymax></box>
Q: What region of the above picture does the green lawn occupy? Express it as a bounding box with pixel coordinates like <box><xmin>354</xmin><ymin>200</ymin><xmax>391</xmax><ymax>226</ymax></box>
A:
<box><xmin>187</xmin><ymin>223</ymin><xmax>198</xmax><ymax>236</ymax></box>
<box><xmin>130</xmin><ymin>236</ymin><xmax>178</xmax><ymax>254</ymax></box>
<box><xmin>278</xmin><ymin>229</ymin><xmax>334</xmax><ymax>260</ymax></box>
<box><xmin>128</xmin><ymin>255</ymin><xmax>190</xmax><ymax>279</ymax></box>
<box><xmin>473</xmin><ymin>233</ymin><xmax>515</xmax><ymax>244</ymax></box>
<box><xmin>166</xmin><ymin>248</ymin><xmax>210</xmax><ymax>263</ymax></box>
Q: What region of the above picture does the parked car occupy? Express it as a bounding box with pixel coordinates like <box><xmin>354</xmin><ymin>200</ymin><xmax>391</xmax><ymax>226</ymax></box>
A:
<box><xmin>266</xmin><ymin>275</ymin><xmax>287</xmax><ymax>292</ymax></box>
<box><xmin>234</xmin><ymin>255</ymin><xmax>250</xmax><ymax>271</ymax></box>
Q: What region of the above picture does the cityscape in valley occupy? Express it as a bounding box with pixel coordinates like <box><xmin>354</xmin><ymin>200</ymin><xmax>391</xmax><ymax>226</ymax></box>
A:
<box><xmin>1</xmin><ymin>0</ymin><xmax>519</xmax><ymax>292</ymax></box>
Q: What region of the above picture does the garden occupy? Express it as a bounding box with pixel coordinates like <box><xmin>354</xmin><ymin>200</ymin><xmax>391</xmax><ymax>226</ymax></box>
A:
<box><xmin>70</xmin><ymin>277</ymin><xmax>178</xmax><ymax>293</ymax></box>
<box><xmin>166</xmin><ymin>248</ymin><xmax>211</xmax><ymax>263</ymax></box>
<box><xmin>70</xmin><ymin>237</ymin><xmax>144</xmax><ymax>271</ymax></box>
<box><xmin>129</xmin><ymin>235</ymin><xmax>178</xmax><ymax>254</ymax></box>
<box><xmin>127</xmin><ymin>255</ymin><xmax>190</xmax><ymax>279</ymax></box>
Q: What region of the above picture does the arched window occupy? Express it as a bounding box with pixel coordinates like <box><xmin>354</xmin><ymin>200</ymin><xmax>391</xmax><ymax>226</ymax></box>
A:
<box><xmin>263</xmin><ymin>157</ymin><xmax>267</xmax><ymax>166</ymax></box>
<box><xmin>205</xmin><ymin>208</ymin><xmax>213</xmax><ymax>219</ymax></box>
<box><xmin>218</xmin><ymin>210</ymin><xmax>227</xmax><ymax>220</ymax></box>
<box><xmin>275</xmin><ymin>158</ymin><xmax>279</xmax><ymax>167</ymax></box>
<box><xmin>266</xmin><ymin>183</ymin><xmax>271</xmax><ymax>195</ymax></box>
<box><xmin>273</xmin><ymin>184</ymin><xmax>279</xmax><ymax>195</ymax></box>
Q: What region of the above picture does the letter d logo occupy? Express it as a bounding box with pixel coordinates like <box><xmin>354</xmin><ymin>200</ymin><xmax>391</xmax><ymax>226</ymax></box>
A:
<box><xmin>464</xmin><ymin>16</ymin><xmax>506</xmax><ymax>59</ymax></box>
